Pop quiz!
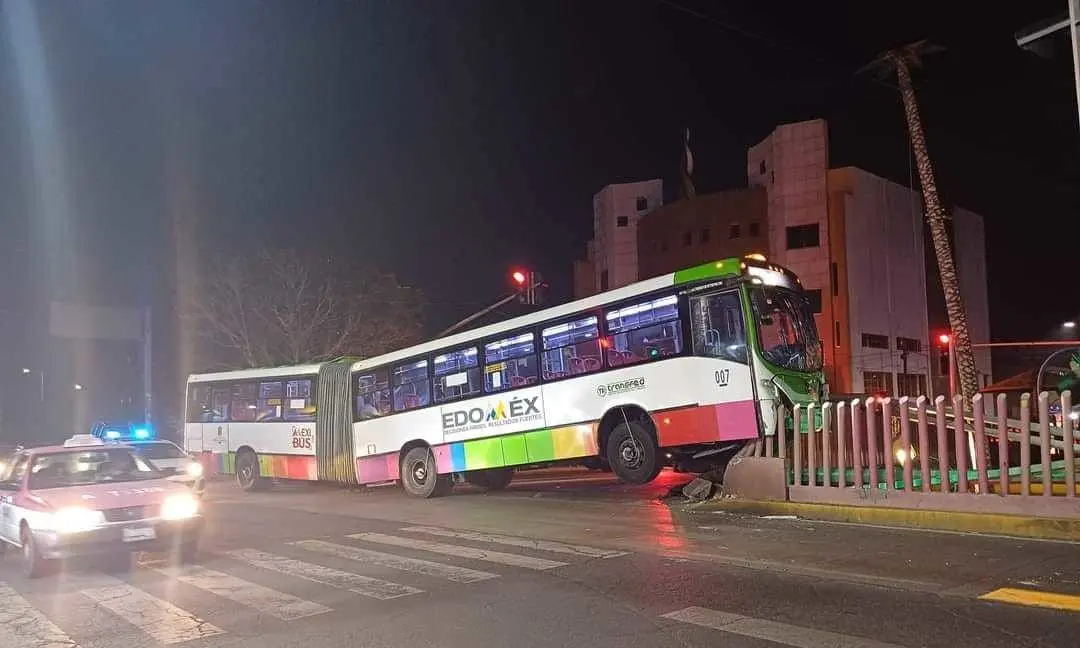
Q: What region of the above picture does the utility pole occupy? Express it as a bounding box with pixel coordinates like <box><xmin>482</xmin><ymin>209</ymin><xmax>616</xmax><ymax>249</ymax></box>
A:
<box><xmin>436</xmin><ymin>270</ymin><xmax>545</xmax><ymax>339</ymax></box>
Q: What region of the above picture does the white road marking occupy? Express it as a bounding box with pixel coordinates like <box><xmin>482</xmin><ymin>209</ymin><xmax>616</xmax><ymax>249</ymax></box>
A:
<box><xmin>292</xmin><ymin>539</ymin><xmax>498</xmax><ymax>583</ymax></box>
<box><xmin>80</xmin><ymin>581</ymin><xmax>224</xmax><ymax>645</ymax></box>
<box><xmin>348</xmin><ymin>532</ymin><xmax>568</xmax><ymax>570</ymax></box>
<box><xmin>400</xmin><ymin>525</ymin><xmax>628</xmax><ymax>558</ymax></box>
<box><xmin>0</xmin><ymin>582</ymin><xmax>80</xmax><ymax>648</ymax></box>
<box><xmin>226</xmin><ymin>548</ymin><xmax>422</xmax><ymax>600</ymax></box>
<box><xmin>159</xmin><ymin>565</ymin><xmax>331</xmax><ymax>620</ymax></box>
<box><xmin>662</xmin><ymin>606</ymin><xmax>905</xmax><ymax>648</ymax></box>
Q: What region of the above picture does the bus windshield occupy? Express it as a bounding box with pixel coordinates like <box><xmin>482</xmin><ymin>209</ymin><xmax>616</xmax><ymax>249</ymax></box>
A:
<box><xmin>749</xmin><ymin>286</ymin><xmax>822</xmax><ymax>372</ymax></box>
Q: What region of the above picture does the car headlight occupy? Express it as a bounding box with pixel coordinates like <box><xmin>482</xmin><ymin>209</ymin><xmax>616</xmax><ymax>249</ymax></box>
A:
<box><xmin>186</xmin><ymin>461</ymin><xmax>203</xmax><ymax>478</ymax></box>
<box><xmin>161</xmin><ymin>493</ymin><xmax>199</xmax><ymax>520</ymax></box>
<box><xmin>52</xmin><ymin>506</ymin><xmax>104</xmax><ymax>533</ymax></box>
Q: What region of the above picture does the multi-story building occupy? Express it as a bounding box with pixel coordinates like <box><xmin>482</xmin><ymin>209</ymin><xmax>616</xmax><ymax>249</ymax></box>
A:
<box><xmin>572</xmin><ymin>118</ymin><xmax>993</xmax><ymax>397</ymax></box>
<box><xmin>573</xmin><ymin>179</ymin><xmax>663</xmax><ymax>298</ymax></box>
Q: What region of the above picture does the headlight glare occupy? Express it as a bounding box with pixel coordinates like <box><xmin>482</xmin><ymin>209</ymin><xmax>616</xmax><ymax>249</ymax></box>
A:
<box><xmin>161</xmin><ymin>493</ymin><xmax>199</xmax><ymax>520</ymax></box>
<box><xmin>186</xmin><ymin>461</ymin><xmax>203</xmax><ymax>478</ymax></box>
<box><xmin>52</xmin><ymin>506</ymin><xmax>103</xmax><ymax>533</ymax></box>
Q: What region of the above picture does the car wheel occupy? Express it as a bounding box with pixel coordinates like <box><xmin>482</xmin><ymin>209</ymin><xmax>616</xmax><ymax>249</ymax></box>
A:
<box><xmin>21</xmin><ymin>526</ymin><xmax>51</xmax><ymax>579</ymax></box>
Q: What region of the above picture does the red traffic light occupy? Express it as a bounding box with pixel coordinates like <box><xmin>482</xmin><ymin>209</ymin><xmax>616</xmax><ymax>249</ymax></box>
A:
<box><xmin>937</xmin><ymin>333</ymin><xmax>951</xmax><ymax>346</ymax></box>
<box><xmin>511</xmin><ymin>270</ymin><xmax>527</xmax><ymax>286</ymax></box>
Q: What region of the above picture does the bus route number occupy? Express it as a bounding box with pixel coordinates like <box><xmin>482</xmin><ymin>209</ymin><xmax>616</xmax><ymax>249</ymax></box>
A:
<box><xmin>714</xmin><ymin>369</ymin><xmax>730</xmax><ymax>388</ymax></box>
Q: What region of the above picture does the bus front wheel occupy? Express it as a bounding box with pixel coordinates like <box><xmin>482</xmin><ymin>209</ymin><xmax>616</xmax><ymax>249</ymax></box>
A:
<box><xmin>236</xmin><ymin>450</ymin><xmax>270</xmax><ymax>492</ymax></box>
<box><xmin>605</xmin><ymin>421</ymin><xmax>661</xmax><ymax>485</ymax></box>
<box><xmin>400</xmin><ymin>446</ymin><xmax>452</xmax><ymax>498</ymax></box>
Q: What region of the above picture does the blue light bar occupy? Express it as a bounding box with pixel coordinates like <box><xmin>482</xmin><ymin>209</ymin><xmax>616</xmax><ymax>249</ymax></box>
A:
<box><xmin>105</xmin><ymin>430</ymin><xmax>121</xmax><ymax>440</ymax></box>
<box><xmin>133</xmin><ymin>428</ymin><xmax>150</xmax><ymax>440</ymax></box>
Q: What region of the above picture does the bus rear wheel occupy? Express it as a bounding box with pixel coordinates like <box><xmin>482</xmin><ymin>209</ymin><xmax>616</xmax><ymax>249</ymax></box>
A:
<box><xmin>400</xmin><ymin>446</ymin><xmax>452</xmax><ymax>498</ymax></box>
<box><xmin>605</xmin><ymin>421</ymin><xmax>662</xmax><ymax>485</ymax></box>
<box><xmin>464</xmin><ymin>468</ymin><xmax>514</xmax><ymax>491</ymax></box>
<box><xmin>236</xmin><ymin>450</ymin><xmax>270</xmax><ymax>492</ymax></box>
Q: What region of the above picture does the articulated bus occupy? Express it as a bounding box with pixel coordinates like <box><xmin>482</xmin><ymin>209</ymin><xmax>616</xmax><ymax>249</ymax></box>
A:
<box><xmin>183</xmin><ymin>256</ymin><xmax>826</xmax><ymax>498</ymax></box>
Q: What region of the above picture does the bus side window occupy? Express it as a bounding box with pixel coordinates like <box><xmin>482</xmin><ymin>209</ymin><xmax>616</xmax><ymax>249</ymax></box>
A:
<box><xmin>187</xmin><ymin>385</ymin><xmax>213</xmax><ymax>423</ymax></box>
<box><xmin>483</xmin><ymin>332</ymin><xmax>538</xmax><ymax>392</ymax></box>
<box><xmin>355</xmin><ymin>368</ymin><xmax>391</xmax><ymax>419</ymax></box>
<box><xmin>690</xmin><ymin>292</ymin><xmax>748</xmax><ymax>364</ymax></box>
<box><xmin>210</xmin><ymin>387</ymin><xmax>231</xmax><ymax>423</ymax></box>
<box><xmin>285</xmin><ymin>378</ymin><xmax>316</xmax><ymax>422</ymax></box>
<box><xmin>433</xmin><ymin>348</ymin><xmax>482</xmax><ymax>403</ymax></box>
<box><xmin>257</xmin><ymin>381</ymin><xmax>284</xmax><ymax>421</ymax></box>
<box><xmin>604</xmin><ymin>294</ymin><xmax>682</xmax><ymax>366</ymax></box>
<box><xmin>393</xmin><ymin>360</ymin><xmax>430</xmax><ymax>411</ymax></box>
<box><xmin>231</xmin><ymin>383</ymin><xmax>258</xmax><ymax>422</ymax></box>
<box><xmin>541</xmin><ymin>316</ymin><xmax>602</xmax><ymax>380</ymax></box>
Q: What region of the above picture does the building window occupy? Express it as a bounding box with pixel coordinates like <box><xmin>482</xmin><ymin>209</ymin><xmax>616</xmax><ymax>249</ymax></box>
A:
<box><xmin>392</xmin><ymin>360</ymin><xmax>430</xmax><ymax>411</ymax></box>
<box><xmin>484</xmin><ymin>332</ymin><xmax>538</xmax><ymax>392</ymax></box>
<box><xmin>830</xmin><ymin>262</ymin><xmax>839</xmax><ymax>296</ymax></box>
<box><xmin>805</xmin><ymin>289</ymin><xmax>822</xmax><ymax>314</ymax></box>
<box><xmin>896</xmin><ymin>337</ymin><xmax>922</xmax><ymax>353</ymax></box>
<box><xmin>682</xmin><ymin>231</ymin><xmax>692</xmax><ymax>246</ymax></box>
<box><xmin>701</xmin><ymin>228</ymin><xmax>711</xmax><ymax>243</ymax></box>
<box><xmin>616</xmin><ymin>215</ymin><xmax>629</xmax><ymax>227</ymax></box>
<box><xmin>897</xmin><ymin>373</ymin><xmax>927</xmax><ymax>398</ymax></box>
<box><xmin>729</xmin><ymin>223</ymin><xmax>741</xmax><ymax>239</ymax></box>
<box><xmin>635</xmin><ymin>196</ymin><xmax>648</xmax><ymax>211</ymax></box>
<box><xmin>605</xmin><ymin>294</ymin><xmax>682</xmax><ymax>366</ymax></box>
<box><xmin>749</xmin><ymin>221</ymin><xmax>761</xmax><ymax>237</ymax></box>
<box><xmin>759</xmin><ymin>160</ymin><xmax>766</xmax><ymax>175</ymax></box>
<box><xmin>599</xmin><ymin>270</ymin><xmax>609</xmax><ymax>291</ymax></box>
<box><xmin>541</xmin><ymin>316</ymin><xmax>602</xmax><ymax>380</ymax></box>
<box><xmin>786</xmin><ymin>223</ymin><xmax>820</xmax><ymax>250</ymax></box>
<box><xmin>833</xmin><ymin>321</ymin><xmax>841</xmax><ymax>347</ymax></box>
<box><xmin>861</xmin><ymin>333</ymin><xmax>889</xmax><ymax>349</ymax></box>
<box><xmin>863</xmin><ymin>371</ymin><xmax>894</xmax><ymax>397</ymax></box>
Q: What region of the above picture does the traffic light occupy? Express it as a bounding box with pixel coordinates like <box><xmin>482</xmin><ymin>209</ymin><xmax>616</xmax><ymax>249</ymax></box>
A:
<box><xmin>509</xmin><ymin>269</ymin><xmax>545</xmax><ymax>305</ymax></box>
<box><xmin>935</xmin><ymin>332</ymin><xmax>950</xmax><ymax>374</ymax></box>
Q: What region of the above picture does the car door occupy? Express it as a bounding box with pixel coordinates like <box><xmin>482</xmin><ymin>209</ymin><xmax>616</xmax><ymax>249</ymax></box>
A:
<box><xmin>0</xmin><ymin>453</ymin><xmax>29</xmax><ymax>544</ymax></box>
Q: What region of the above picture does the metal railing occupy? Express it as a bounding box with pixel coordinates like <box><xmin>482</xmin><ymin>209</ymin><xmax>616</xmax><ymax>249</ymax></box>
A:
<box><xmin>761</xmin><ymin>391</ymin><xmax>1079</xmax><ymax>517</ymax></box>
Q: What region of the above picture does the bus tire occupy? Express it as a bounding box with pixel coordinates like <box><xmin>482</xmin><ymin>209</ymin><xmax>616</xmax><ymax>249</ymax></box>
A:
<box><xmin>236</xmin><ymin>450</ymin><xmax>269</xmax><ymax>492</ymax></box>
<box><xmin>465</xmin><ymin>468</ymin><xmax>514</xmax><ymax>491</ymax></box>
<box><xmin>605</xmin><ymin>421</ymin><xmax>662</xmax><ymax>485</ymax></box>
<box><xmin>400</xmin><ymin>446</ymin><xmax>451</xmax><ymax>498</ymax></box>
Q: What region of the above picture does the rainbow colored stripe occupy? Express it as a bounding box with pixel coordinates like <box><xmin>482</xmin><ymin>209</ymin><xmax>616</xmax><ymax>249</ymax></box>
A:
<box><xmin>200</xmin><ymin>451</ymin><xmax>317</xmax><ymax>481</ymax></box>
<box><xmin>354</xmin><ymin>423</ymin><xmax>598</xmax><ymax>483</ymax></box>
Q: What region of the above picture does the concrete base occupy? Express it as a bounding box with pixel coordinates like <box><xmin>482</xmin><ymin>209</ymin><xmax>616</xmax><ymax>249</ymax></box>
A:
<box><xmin>720</xmin><ymin>456</ymin><xmax>787</xmax><ymax>501</ymax></box>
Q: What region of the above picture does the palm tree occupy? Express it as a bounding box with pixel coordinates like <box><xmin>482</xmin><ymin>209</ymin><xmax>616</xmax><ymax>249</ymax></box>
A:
<box><xmin>862</xmin><ymin>41</ymin><xmax>979</xmax><ymax>404</ymax></box>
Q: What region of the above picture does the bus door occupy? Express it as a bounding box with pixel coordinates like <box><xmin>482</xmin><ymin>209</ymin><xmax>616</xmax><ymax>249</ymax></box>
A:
<box><xmin>185</xmin><ymin>384</ymin><xmax>231</xmax><ymax>459</ymax></box>
<box><xmin>689</xmin><ymin>290</ymin><xmax>750</xmax><ymax>369</ymax></box>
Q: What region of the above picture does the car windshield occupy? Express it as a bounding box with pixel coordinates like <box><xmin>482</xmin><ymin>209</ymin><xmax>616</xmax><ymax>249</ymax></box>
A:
<box><xmin>130</xmin><ymin>442</ymin><xmax>188</xmax><ymax>460</ymax></box>
<box><xmin>27</xmin><ymin>448</ymin><xmax>162</xmax><ymax>490</ymax></box>
<box><xmin>749</xmin><ymin>286</ymin><xmax>823</xmax><ymax>372</ymax></box>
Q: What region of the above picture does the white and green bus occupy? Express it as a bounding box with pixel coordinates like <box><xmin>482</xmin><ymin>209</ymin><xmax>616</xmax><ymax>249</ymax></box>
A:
<box><xmin>183</xmin><ymin>255</ymin><xmax>825</xmax><ymax>497</ymax></box>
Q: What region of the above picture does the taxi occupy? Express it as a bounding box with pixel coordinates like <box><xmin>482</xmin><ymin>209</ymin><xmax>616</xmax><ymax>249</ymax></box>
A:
<box><xmin>123</xmin><ymin>439</ymin><xmax>206</xmax><ymax>498</ymax></box>
<box><xmin>0</xmin><ymin>434</ymin><xmax>204</xmax><ymax>578</ymax></box>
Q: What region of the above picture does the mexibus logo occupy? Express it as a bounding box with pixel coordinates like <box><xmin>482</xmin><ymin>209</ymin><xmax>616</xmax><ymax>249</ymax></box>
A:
<box><xmin>442</xmin><ymin>396</ymin><xmax>542</xmax><ymax>430</ymax></box>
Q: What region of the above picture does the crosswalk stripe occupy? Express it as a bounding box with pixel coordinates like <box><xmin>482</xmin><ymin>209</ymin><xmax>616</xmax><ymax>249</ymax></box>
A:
<box><xmin>159</xmin><ymin>565</ymin><xmax>332</xmax><ymax>620</ymax></box>
<box><xmin>292</xmin><ymin>539</ymin><xmax>498</xmax><ymax>583</ymax></box>
<box><xmin>0</xmin><ymin>581</ymin><xmax>81</xmax><ymax>648</ymax></box>
<box><xmin>227</xmin><ymin>548</ymin><xmax>422</xmax><ymax>600</ymax></box>
<box><xmin>400</xmin><ymin>526</ymin><xmax>628</xmax><ymax>558</ymax></box>
<box><xmin>662</xmin><ymin>606</ymin><xmax>904</xmax><ymax>648</ymax></box>
<box><xmin>81</xmin><ymin>580</ymin><xmax>225</xmax><ymax>645</ymax></box>
<box><xmin>348</xmin><ymin>532</ymin><xmax>568</xmax><ymax>570</ymax></box>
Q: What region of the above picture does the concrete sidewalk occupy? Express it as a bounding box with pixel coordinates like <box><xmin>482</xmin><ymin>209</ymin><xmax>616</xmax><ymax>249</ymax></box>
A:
<box><xmin>691</xmin><ymin>496</ymin><xmax>1080</xmax><ymax>542</ymax></box>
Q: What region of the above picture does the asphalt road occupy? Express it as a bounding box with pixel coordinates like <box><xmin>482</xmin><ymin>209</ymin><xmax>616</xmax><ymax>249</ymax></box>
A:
<box><xmin>2</xmin><ymin>467</ymin><xmax>1079</xmax><ymax>648</ymax></box>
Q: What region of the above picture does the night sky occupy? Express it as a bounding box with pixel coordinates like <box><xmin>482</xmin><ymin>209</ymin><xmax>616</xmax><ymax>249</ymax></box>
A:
<box><xmin>2</xmin><ymin>0</ymin><xmax>1078</xmax><ymax>420</ymax></box>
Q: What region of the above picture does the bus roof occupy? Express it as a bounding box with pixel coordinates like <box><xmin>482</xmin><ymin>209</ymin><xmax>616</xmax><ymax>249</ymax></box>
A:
<box><xmin>187</xmin><ymin>363</ymin><xmax>323</xmax><ymax>383</ymax></box>
<box><xmin>350</xmin><ymin>256</ymin><xmax>795</xmax><ymax>372</ymax></box>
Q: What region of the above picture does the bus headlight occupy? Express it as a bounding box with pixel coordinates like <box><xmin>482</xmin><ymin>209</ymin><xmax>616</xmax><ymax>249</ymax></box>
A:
<box><xmin>186</xmin><ymin>461</ymin><xmax>204</xmax><ymax>478</ymax></box>
<box><xmin>52</xmin><ymin>507</ymin><xmax>104</xmax><ymax>533</ymax></box>
<box><xmin>161</xmin><ymin>494</ymin><xmax>199</xmax><ymax>520</ymax></box>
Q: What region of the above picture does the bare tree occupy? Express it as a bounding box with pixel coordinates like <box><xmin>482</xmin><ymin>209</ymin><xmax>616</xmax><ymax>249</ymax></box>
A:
<box><xmin>189</xmin><ymin>249</ymin><xmax>424</xmax><ymax>369</ymax></box>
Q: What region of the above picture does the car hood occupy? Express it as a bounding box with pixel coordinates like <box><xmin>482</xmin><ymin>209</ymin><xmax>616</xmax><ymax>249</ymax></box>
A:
<box><xmin>33</xmin><ymin>479</ymin><xmax>190</xmax><ymax>511</ymax></box>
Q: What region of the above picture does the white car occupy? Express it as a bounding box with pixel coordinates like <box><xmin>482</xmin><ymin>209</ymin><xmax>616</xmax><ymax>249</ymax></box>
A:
<box><xmin>123</xmin><ymin>440</ymin><xmax>205</xmax><ymax>498</ymax></box>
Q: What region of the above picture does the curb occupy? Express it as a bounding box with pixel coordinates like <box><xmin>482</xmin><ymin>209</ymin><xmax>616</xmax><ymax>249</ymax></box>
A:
<box><xmin>689</xmin><ymin>498</ymin><xmax>1080</xmax><ymax>542</ymax></box>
